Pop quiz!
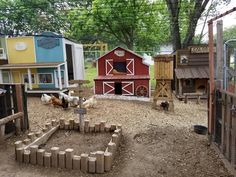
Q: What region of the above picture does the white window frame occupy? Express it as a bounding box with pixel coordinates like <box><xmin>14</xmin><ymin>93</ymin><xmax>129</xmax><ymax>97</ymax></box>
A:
<box><xmin>54</xmin><ymin>70</ymin><xmax>65</xmax><ymax>87</ymax></box>
<box><xmin>38</xmin><ymin>73</ymin><xmax>54</xmax><ymax>84</ymax></box>
<box><xmin>2</xmin><ymin>71</ymin><xmax>10</xmax><ymax>83</ymax></box>
<box><xmin>0</xmin><ymin>48</ymin><xmax>6</xmax><ymax>59</ymax></box>
<box><xmin>22</xmin><ymin>73</ymin><xmax>36</xmax><ymax>84</ymax></box>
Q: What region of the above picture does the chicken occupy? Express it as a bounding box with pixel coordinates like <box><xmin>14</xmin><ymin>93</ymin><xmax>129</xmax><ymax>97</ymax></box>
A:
<box><xmin>41</xmin><ymin>94</ymin><xmax>52</xmax><ymax>104</ymax></box>
<box><xmin>59</xmin><ymin>92</ymin><xmax>86</xmax><ymax>107</ymax></box>
<box><xmin>160</xmin><ymin>101</ymin><xmax>169</xmax><ymax>111</ymax></box>
<box><xmin>112</xmin><ymin>69</ymin><xmax>126</xmax><ymax>75</ymax></box>
<box><xmin>50</xmin><ymin>95</ymin><xmax>69</xmax><ymax>109</ymax></box>
<box><xmin>82</xmin><ymin>95</ymin><xmax>97</xmax><ymax>109</ymax></box>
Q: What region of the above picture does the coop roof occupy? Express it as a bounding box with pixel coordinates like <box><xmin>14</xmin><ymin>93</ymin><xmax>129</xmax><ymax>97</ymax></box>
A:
<box><xmin>94</xmin><ymin>75</ymin><xmax>150</xmax><ymax>81</ymax></box>
<box><xmin>96</xmin><ymin>46</ymin><xmax>150</xmax><ymax>66</ymax></box>
<box><xmin>175</xmin><ymin>67</ymin><xmax>209</xmax><ymax>79</ymax></box>
<box><xmin>0</xmin><ymin>62</ymin><xmax>64</xmax><ymax>69</ymax></box>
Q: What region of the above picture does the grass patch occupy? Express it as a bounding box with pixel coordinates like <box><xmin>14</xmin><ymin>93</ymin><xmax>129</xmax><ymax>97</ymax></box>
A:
<box><xmin>84</xmin><ymin>61</ymin><xmax>97</xmax><ymax>88</ymax></box>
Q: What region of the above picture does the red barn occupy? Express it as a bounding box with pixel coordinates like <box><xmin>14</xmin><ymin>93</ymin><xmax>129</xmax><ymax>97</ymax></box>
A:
<box><xmin>94</xmin><ymin>47</ymin><xmax>150</xmax><ymax>97</ymax></box>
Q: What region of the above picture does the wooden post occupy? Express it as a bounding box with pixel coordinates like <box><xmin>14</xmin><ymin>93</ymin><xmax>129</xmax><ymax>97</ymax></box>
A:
<box><xmin>84</xmin><ymin>119</ymin><xmax>90</xmax><ymax>133</ymax></box>
<box><xmin>44</xmin><ymin>152</ymin><xmax>52</xmax><ymax>168</ymax></box>
<box><xmin>96</xmin><ymin>151</ymin><xmax>104</xmax><ymax>174</ymax></box>
<box><xmin>100</xmin><ymin>121</ymin><xmax>106</xmax><ymax>132</ymax></box>
<box><xmin>16</xmin><ymin>147</ymin><xmax>24</xmax><ymax>163</ymax></box>
<box><xmin>23</xmin><ymin>150</ymin><xmax>30</xmax><ymax>164</ymax></box>
<box><xmin>51</xmin><ymin>147</ymin><xmax>59</xmax><ymax>168</ymax></box>
<box><xmin>37</xmin><ymin>149</ymin><xmax>45</xmax><ymax>166</ymax></box>
<box><xmin>104</xmin><ymin>152</ymin><xmax>112</xmax><ymax>172</ymax></box>
<box><xmin>216</xmin><ymin>20</ymin><xmax>223</xmax><ymax>82</ymax></box>
<box><xmin>88</xmin><ymin>157</ymin><xmax>96</xmax><ymax>173</ymax></box>
<box><xmin>73</xmin><ymin>155</ymin><xmax>81</xmax><ymax>170</ymax></box>
<box><xmin>69</xmin><ymin>119</ymin><xmax>74</xmax><ymax>130</ymax></box>
<box><xmin>65</xmin><ymin>148</ymin><xmax>74</xmax><ymax>169</ymax></box>
<box><xmin>30</xmin><ymin>145</ymin><xmax>38</xmax><ymax>165</ymax></box>
<box><xmin>58</xmin><ymin>151</ymin><xmax>66</xmax><ymax>169</ymax></box>
<box><xmin>178</xmin><ymin>79</ymin><xmax>182</xmax><ymax>96</ymax></box>
<box><xmin>81</xmin><ymin>153</ymin><xmax>89</xmax><ymax>172</ymax></box>
<box><xmin>69</xmin><ymin>80</ymin><xmax>90</xmax><ymax>134</ymax></box>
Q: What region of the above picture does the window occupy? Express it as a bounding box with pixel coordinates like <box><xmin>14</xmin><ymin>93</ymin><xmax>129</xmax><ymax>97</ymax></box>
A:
<box><xmin>113</xmin><ymin>62</ymin><xmax>126</xmax><ymax>73</ymax></box>
<box><xmin>2</xmin><ymin>71</ymin><xmax>10</xmax><ymax>83</ymax></box>
<box><xmin>184</xmin><ymin>79</ymin><xmax>195</xmax><ymax>88</ymax></box>
<box><xmin>22</xmin><ymin>74</ymin><xmax>36</xmax><ymax>84</ymax></box>
<box><xmin>38</xmin><ymin>73</ymin><xmax>53</xmax><ymax>84</ymax></box>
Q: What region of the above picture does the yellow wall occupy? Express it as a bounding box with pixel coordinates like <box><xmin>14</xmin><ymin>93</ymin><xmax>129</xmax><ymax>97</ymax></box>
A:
<box><xmin>7</xmin><ymin>37</ymin><xmax>35</xmax><ymax>64</ymax></box>
<box><xmin>11</xmin><ymin>69</ymin><xmax>39</xmax><ymax>88</ymax></box>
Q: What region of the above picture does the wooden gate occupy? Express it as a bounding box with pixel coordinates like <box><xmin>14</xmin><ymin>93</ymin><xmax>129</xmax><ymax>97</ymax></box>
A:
<box><xmin>0</xmin><ymin>84</ymin><xmax>28</xmax><ymax>136</ymax></box>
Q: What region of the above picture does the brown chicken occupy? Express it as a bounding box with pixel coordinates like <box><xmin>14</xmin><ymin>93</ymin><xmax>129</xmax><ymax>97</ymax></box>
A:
<box><xmin>50</xmin><ymin>95</ymin><xmax>68</xmax><ymax>109</ymax></box>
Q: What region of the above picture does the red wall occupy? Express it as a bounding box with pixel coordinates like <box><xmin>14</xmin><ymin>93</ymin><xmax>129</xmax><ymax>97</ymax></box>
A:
<box><xmin>95</xmin><ymin>79</ymin><xmax>149</xmax><ymax>97</ymax></box>
<box><xmin>97</xmin><ymin>47</ymin><xmax>149</xmax><ymax>76</ymax></box>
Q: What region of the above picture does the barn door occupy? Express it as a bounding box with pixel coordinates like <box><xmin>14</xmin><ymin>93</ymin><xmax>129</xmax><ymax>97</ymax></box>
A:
<box><xmin>126</xmin><ymin>59</ymin><xmax>134</xmax><ymax>75</ymax></box>
<box><xmin>122</xmin><ymin>81</ymin><xmax>134</xmax><ymax>95</ymax></box>
<box><xmin>103</xmin><ymin>81</ymin><xmax>115</xmax><ymax>95</ymax></box>
<box><xmin>105</xmin><ymin>59</ymin><xmax>113</xmax><ymax>75</ymax></box>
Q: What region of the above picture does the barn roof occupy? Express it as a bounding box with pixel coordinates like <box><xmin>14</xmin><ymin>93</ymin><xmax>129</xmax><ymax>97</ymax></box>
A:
<box><xmin>96</xmin><ymin>46</ymin><xmax>150</xmax><ymax>66</ymax></box>
<box><xmin>94</xmin><ymin>75</ymin><xmax>150</xmax><ymax>81</ymax></box>
<box><xmin>175</xmin><ymin>67</ymin><xmax>209</xmax><ymax>79</ymax></box>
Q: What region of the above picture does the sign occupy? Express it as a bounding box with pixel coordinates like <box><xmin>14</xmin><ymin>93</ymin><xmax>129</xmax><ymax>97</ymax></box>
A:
<box><xmin>190</xmin><ymin>46</ymin><xmax>209</xmax><ymax>54</ymax></box>
<box><xmin>114</xmin><ymin>50</ymin><xmax>125</xmax><ymax>57</ymax></box>
<box><xmin>15</xmin><ymin>42</ymin><xmax>27</xmax><ymax>51</ymax></box>
<box><xmin>37</xmin><ymin>37</ymin><xmax>60</xmax><ymax>49</ymax></box>
<box><xmin>74</xmin><ymin>108</ymin><xmax>87</xmax><ymax>114</ymax></box>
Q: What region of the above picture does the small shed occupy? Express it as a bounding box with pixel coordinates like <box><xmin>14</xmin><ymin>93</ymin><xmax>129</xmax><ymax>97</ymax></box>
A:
<box><xmin>174</xmin><ymin>45</ymin><xmax>209</xmax><ymax>98</ymax></box>
<box><xmin>94</xmin><ymin>47</ymin><xmax>150</xmax><ymax>97</ymax></box>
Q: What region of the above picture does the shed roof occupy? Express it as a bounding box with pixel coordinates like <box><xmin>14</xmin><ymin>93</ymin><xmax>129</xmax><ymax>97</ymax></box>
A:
<box><xmin>175</xmin><ymin>67</ymin><xmax>209</xmax><ymax>79</ymax></box>
<box><xmin>0</xmin><ymin>62</ymin><xmax>64</xmax><ymax>69</ymax></box>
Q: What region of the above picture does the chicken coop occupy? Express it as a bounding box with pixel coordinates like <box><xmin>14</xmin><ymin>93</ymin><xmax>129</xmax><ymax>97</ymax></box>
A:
<box><xmin>94</xmin><ymin>46</ymin><xmax>150</xmax><ymax>97</ymax></box>
<box><xmin>152</xmin><ymin>55</ymin><xmax>174</xmax><ymax>111</ymax></box>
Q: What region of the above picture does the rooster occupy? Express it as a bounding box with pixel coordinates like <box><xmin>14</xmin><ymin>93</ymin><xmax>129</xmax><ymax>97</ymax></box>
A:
<box><xmin>82</xmin><ymin>95</ymin><xmax>97</xmax><ymax>109</ymax></box>
<box><xmin>50</xmin><ymin>95</ymin><xmax>68</xmax><ymax>109</ymax></box>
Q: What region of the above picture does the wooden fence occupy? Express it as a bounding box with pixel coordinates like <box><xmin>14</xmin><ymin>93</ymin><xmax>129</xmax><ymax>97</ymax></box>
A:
<box><xmin>213</xmin><ymin>89</ymin><xmax>236</xmax><ymax>171</ymax></box>
<box><xmin>0</xmin><ymin>84</ymin><xmax>28</xmax><ymax>140</ymax></box>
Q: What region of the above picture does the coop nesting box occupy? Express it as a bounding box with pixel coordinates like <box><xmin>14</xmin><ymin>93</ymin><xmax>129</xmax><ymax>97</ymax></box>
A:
<box><xmin>153</xmin><ymin>55</ymin><xmax>173</xmax><ymax>80</ymax></box>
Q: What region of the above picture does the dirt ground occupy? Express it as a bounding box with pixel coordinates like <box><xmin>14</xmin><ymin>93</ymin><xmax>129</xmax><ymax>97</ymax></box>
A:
<box><xmin>0</xmin><ymin>96</ymin><xmax>233</xmax><ymax>177</ymax></box>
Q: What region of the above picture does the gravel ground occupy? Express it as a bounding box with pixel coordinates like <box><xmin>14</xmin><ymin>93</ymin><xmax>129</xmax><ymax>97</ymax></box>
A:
<box><xmin>0</xmin><ymin>96</ymin><xmax>233</xmax><ymax>177</ymax></box>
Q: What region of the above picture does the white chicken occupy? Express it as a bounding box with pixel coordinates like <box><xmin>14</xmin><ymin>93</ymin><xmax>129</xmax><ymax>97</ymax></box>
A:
<box><xmin>59</xmin><ymin>92</ymin><xmax>86</xmax><ymax>107</ymax></box>
<box><xmin>41</xmin><ymin>94</ymin><xmax>52</xmax><ymax>104</ymax></box>
<box><xmin>82</xmin><ymin>95</ymin><xmax>97</xmax><ymax>109</ymax></box>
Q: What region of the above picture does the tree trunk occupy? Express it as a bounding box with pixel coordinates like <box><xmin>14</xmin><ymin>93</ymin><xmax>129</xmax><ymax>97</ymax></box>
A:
<box><xmin>182</xmin><ymin>0</ymin><xmax>209</xmax><ymax>48</ymax></box>
<box><xmin>165</xmin><ymin>0</ymin><xmax>182</xmax><ymax>51</ymax></box>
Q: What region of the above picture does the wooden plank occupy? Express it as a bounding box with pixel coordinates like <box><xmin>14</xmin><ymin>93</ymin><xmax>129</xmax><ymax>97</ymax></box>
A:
<box><xmin>221</xmin><ymin>92</ymin><xmax>226</xmax><ymax>153</ymax></box>
<box><xmin>0</xmin><ymin>112</ymin><xmax>23</xmax><ymax>126</ymax></box>
<box><xmin>225</xmin><ymin>95</ymin><xmax>232</xmax><ymax>160</ymax></box>
<box><xmin>15</xmin><ymin>85</ymin><xmax>24</xmax><ymax>131</ymax></box>
<box><xmin>0</xmin><ymin>125</ymin><xmax>5</xmax><ymax>141</ymax></box>
<box><xmin>69</xmin><ymin>80</ymin><xmax>90</xmax><ymax>84</ymax></box>
<box><xmin>230</xmin><ymin>97</ymin><xmax>236</xmax><ymax>166</ymax></box>
<box><xmin>24</xmin><ymin>125</ymin><xmax>59</xmax><ymax>150</ymax></box>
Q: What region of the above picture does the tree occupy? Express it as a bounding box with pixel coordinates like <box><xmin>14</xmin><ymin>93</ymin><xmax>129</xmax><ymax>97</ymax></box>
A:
<box><xmin>68</xmin><ymin>0</ymin><xmax>170</xmax><ymax>50</ymax></box>
<box><xmin>0</xmin><ymin>0</ymin><xmax>69</xmax><ymax>35</ymax></box>
<box><xmin>165</xmin><ymin>0</ymin><xmax>209</xmax><ymax>50</ymax></box>
<box><xmin>165</xmin><ymin>0</ymin><xmax>231</xmax><ymax>50</ymax></box>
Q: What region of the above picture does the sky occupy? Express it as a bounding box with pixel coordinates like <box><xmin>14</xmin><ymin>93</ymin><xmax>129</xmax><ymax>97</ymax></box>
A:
<box><xmin>196</xmin><ymin>0</ymin><xmax>236</xmax><ymax>40</ymax></box>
